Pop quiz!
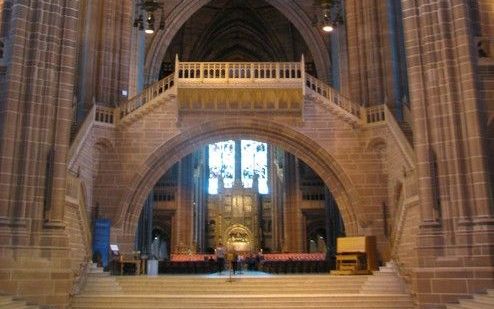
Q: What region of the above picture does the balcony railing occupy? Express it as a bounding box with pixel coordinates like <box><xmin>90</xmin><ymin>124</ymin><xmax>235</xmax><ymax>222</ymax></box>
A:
<box><xmin>176</xmin><ymin>61</ymin><xmax>303</xmax><ymax>81</ymax></box>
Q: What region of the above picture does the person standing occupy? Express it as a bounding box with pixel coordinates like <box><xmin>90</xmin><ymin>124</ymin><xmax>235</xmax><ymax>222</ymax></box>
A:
<box><xmin>231</xmin><ymin>251</ymin><xmax>238</xmax><ymax>274</ymax></box>
<box><xmin>215</xmin><ymin>242</ymin><xmax>226</xmax><ymax>274</ymax></box>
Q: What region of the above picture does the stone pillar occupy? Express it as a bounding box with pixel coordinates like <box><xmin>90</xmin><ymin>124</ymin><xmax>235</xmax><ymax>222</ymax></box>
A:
<box><xmin>94</xmin><ymin>0</ymin><xmax>131</xmax><ymax>106</ymax></box>
<box><xmin>283</xmin><ymin>153</ymin><xmax>302</xmax><ymax>252</ymax></box>
<box><xmin>403</xmin><ymin>0</ymin><xmax>492</xmax><ymax>225</ymax></box>
<box><xmin>269</xmin><ymin>147</ymin><xmax>282</xmax><ymax>252</ymax></box>
<box><xmin>0</xmin><ymin>0</ymin><xmax>79</xmax><ymax>225</ymax></box>
<box><xmin>401</xmin><ymin>0</ymin><xmax>494</xmax><ymax>306</ymax></box>
<box><xmin>234</xmin><ymin>139</ymin><xmax>242</xmax><ymax>187</ymax></box>
<box><xmin>0</xmin><ymin>1</ymin><xmax>80</xmax><ymax>306</ymax></box>
<box><xmin>75</xmin><ymin>0</ymin><xmax>101</xmax><ymax>121</ymax></box>
<box><xmin>176</xmin><ymin>154</ymin><xmax>194</xmax><ymax>252</ymax></box>
<box><xmin>344</xmin><ymin>0</ymin><xmax>394</xmax><ymax>107</ymax></box>
<box><xmin>193</xmin><ymin>148</ymin><xmax>209</xmax><ymax>252</ymax></box>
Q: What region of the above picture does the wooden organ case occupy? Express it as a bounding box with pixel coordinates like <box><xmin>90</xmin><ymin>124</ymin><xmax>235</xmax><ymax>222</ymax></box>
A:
<box><xmin>333</xmin><ymin>236</ymin><xmax>377</xmax><ymax>275</ymax></box>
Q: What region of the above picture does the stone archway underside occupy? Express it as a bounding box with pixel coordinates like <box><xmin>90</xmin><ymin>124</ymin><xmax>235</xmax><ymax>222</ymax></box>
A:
<box><xmin>119</xmin><ymin>118</ymin><xmax>361</xmax><ymax>240</ymax></box>
<box><xmin>145</xmin><ymin>0</ymin><xmax>330</xmax><ymax>82</ymax></box>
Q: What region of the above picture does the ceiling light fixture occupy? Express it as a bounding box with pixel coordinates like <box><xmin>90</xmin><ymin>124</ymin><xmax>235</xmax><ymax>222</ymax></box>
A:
<box><xmin>133</xmin><ymin>0</ymin><xmax>165</xmax><ymax>34</ymax></box>
<box><xmin>317</xmin><ymin>0</ymin><xmax>344</xmax><ymax>33</ymax></box>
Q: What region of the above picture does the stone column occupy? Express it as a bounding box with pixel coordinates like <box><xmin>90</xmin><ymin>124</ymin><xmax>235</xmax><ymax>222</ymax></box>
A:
<box><xmin>75</xmin><ymin>0</ymin><xmax>102</xmax><ymax>121</ymax></box>
<box><xmin>176</xmin><ymin>154</ymin><xmax>194</xmax><ymax>252</ymax></box>
<box><xmin>401</xmin><ymin>0</ymin><xmax>494</xmax><ymax>306</ymax></box>
<box><xmin>94</xmin><ymin>0</ymin><xmax>131</xmax><ymax>106</ymax></box>
<box><xmin>402</xmin><ymin>0</ymin><xmax>492</xmax><ymax>225</ymax></box>
<box><xmin>283</xmin><ymin>153</ymin><xmax>302</xmax><ymax>252</ymax></box>
<box><xmin>234</xmin><ymin>139</ymin><xmax>242</xmax><ymax>187</ymax></box>
<box><xmin>0</xmin><ymin>1</ymin><xmax>80</xmax><ymax>306</ymax></box>
<box><xmin>270</xmin><ymin>147</ymin><xmax>283</xmax><ymax>252</ymax></box>
<box><xmin>344</xmin><ymin>0</ymin><xmax>393</xmax><ymax>107</ymax></box>
<box><xmin>0</xmin><ymin>0</ymin><xmax>79</xmax><ymax>226</ymax></box>
<box><xmin>193</xmin><ymin>149</ymin><xmax>209</xmax><ymax>252</ymax></box>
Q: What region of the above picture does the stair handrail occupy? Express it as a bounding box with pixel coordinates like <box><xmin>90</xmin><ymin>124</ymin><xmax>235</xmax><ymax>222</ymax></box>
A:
<box><xmin>65</xmin><ymin>172</ymin><xmax>92</xmax><ymax>255</ymax></box>
<box><xmin>118</xmin><ymin>73</ymin><xmax>175</xmax><ymax>120</ymax></box>
<box><xmin>68</xmin><ymin>104</ymin><xmax>96</xmax><ymax>169</ymax></box>
<box><xmin>65</xmin><ymin>172</ymin><xmax>93</xmax><ymax>295</ymax></box>
<box><xmin>383</xmin><ymin>104</ymin><xmax>415</xmax><ymax>166</ymax></box>
<box><xmin>402</xmin><ymin>103</ymin><xmax>413</xmax><ymax>132</ymax></box>
<box><xmin>305</xmin><ymin>74</ymin><xmax>362</xmax><ymax>119</ymax></box>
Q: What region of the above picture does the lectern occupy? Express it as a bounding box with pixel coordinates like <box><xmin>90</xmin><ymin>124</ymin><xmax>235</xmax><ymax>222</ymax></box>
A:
<box><xmin>111</xmin><ymin>245</ymin><xmax>142</xmax><ymax>275</ymax></box>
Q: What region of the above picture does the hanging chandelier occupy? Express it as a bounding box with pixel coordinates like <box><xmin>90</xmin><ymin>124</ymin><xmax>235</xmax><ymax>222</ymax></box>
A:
<box><xmin>317</xmin><ymin>0</ymin><xmax>344</xmax><ymax>33</ymax></box>
<box><xmin>133</xmin><ymin>0</ymin><xmax>165</xmax><ymax>34</ymax></box>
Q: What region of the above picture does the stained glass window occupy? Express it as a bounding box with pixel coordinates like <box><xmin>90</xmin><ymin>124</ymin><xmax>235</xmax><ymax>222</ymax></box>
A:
<box><xmin>208</xmin><ymin>140</ymin><xmax>268</xmax><ymax>194</ymax></box>
<box><xmin>241</xmin><ymin>140</ymin><xmax>268</xmax><ymax>194</ymax></box>
<box><xmin>208</xmin><ymin>140</ymin><xmax>235</xmax><ymax>194</ymax></box>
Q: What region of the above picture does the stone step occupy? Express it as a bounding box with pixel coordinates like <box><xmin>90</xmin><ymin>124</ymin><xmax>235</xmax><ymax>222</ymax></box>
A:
<box><xmin>72</xmin><ymin>304</ymin><xmax>415</xmax><ymax>309</ymax></box>
<box><xmin>72</xmin><ymin>299</ymin><xmax>415</xmax><ymax>307</ymax></box>
<box><xmin>474</xmin><ymin>294</ymin><xmax>494</xmax><ymax>303</ymax></box>
<box><xmin>0</xmin><ymin>295</ymin><xmax>39</xmax><ymax>309</ymax></box>
<box><xmin>446</xmin><ymin>305</ymin><xmax>465</xmax><ymax>309</ymax></box>
<box><xmin>72</xmin><ymin>303</ymin><xmax>415</xmax><ymax>309</ymax></box>
<box><xmin>115</xmin><ymin>277</ymin><xmax>370</xmax><ymax>284</ymax></box>
<box><xmin>117</xmin><ymin>281</ymin><xmax>367</xmax><ymax>286</ymax></box>
<box><xmin>447</xmin><ymin>290</ymin><xmax>494</xmax><ymax>308</ymax></box>
<box><xmin>73</xmin><ymin>271</ymin><xmax>414</xmax><ymax>308</ymax></box>
<box><xmin>72</xmin><ymin>294</ymin><xmax>414</xmax><ymax>302</ymax></box>
<box><xmin>116</xmin><ymin>289</ymin><xmax>362</xmax><ymax>295</ymax></box>
<box><xmin>458</xmin><ymin>299</ymin><xmax>493</xmax><ymax>309</ymax></box>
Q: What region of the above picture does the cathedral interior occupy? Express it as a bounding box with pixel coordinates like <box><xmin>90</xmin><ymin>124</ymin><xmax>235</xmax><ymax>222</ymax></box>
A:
<box><xmin>0</xmin><ymin>0</ymin><xmax>493</xmax><ymax>308</ymax></box>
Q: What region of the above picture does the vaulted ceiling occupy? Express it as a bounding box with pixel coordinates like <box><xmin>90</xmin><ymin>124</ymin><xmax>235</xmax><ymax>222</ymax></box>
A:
<box><xmin>162</xmin><ymin>0</ymin><xmax>314</xmax><ymax>67</ymax></box>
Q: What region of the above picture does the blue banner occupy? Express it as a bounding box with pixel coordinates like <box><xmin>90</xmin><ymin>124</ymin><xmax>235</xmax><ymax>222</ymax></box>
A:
<box><xmin>93</xmin><ymin>219</ymin><xmax>111</xmax><ymax>268</ymax></box>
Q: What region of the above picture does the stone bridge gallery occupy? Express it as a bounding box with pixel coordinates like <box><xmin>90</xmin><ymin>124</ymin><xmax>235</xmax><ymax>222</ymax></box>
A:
<box><xmin>0</xmin><ymin>0</ymin><xmax>493</xmax><ymax>308</ymax></box>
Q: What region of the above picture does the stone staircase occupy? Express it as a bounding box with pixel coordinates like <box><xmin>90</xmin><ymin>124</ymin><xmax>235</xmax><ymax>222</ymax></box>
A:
<box><xmin>71</xmin><ymin>269</ymin><xmax>416</xmax><ymax>308</ymax></box>
<box><xmin>77</xmin><ymin>263</ymin><xmax>122</xmax><ymax>296</ymax></box>
<box><xmin>361</xmin><ymin>261</ymin><xmax>409</xmax><ymax>294</ymax></box>
<box><xmin>447</xmin><ymin>289</ymin><xmax>494</xmax><ymax>309</ymax></box>
<box><xmin>0</xmin><ymin>294</ymin><xmax>39</xmax><ymax>308</ymax></box>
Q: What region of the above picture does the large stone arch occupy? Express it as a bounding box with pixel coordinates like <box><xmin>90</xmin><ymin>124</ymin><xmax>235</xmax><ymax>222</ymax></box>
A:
<box><xmin>117</xmin><ymin>118</ymin><xmax>362</xmax><ymax>241</ymax></box>
<box><xmin>145</xmin><ymin>0</ymin><xmax>330</xmax><ymax>83</ymax></box>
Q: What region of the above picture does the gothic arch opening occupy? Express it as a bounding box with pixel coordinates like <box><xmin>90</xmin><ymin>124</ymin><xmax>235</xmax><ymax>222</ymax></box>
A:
<box><xmin>117</xmin><ymin>118</ymin><xmax>361</xmax><ymax>249</ymax></box>
<box><xmin>133</xmin><ymin>138</ymin><xmax>346</xmax><ymax>257</ymax></box>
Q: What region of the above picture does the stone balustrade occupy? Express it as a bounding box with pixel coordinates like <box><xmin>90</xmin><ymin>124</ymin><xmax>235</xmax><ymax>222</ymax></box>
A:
<box><xmin>365</xmin><ymin>105</ymin><xmax>386</xmax><ymax>123</ymax></box>
<box><xmin>176</xmin><ymin>61</ymin><xmax>303</xmax><ymax>82</ymax></box>
<box><xmin>65</xmin><ymin>172</ymin><xmax>80</xmax><ymax>203</ymax></box>
<box><xmin>65</xmin><ymin>173</ymin><xmax>92</xmax><ymax>243</ymax></box>
<box><xmin>71</xmin><ymin>62</ymin><xmax>411</xmax><ymax>145</ymax></box>
<box><xmin>119</xmin><ymin>74</ymin><xmax>175</xmax><ymax>119</ymax></box>
<box><xmin>69</xmin><ymin>63</ymin><xmax>415</xmax><ymax>170</ymax></box>
<box><xmin>95</xmin><ymin>105</ymin><xmax>116</xmax><ymax>125</ymax></box>
<box><xmin>305</xmin><ymin>74</ymin><xmax>362</xmax><ymax>119</ymax></box>
<box><xmin>68</xmin><ymin>105</ymin><xmax>96</xmax><ymax>165</ymax></box>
